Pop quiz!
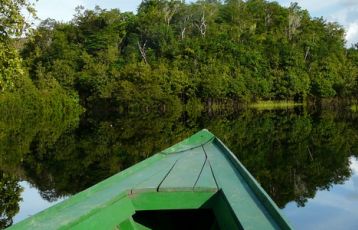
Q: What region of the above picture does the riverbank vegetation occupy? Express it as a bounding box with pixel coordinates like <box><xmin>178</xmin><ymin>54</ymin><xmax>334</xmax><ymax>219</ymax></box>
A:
<box><xmin>1</xmin><ymin>0</ymin><xmax>358</xmax><ymax>114</ymax></box>
<box><xmin>248</xmin><ymin>100</ymin><xmax>303</xmax><ymax>110</ymax></box>
<box><xmin>14</xmin><ymin>0</ymin><xmax>357</xmax><ymax>111</ymax></box>
<box><xmin>0</xmin><ymin>0</ymin><xmax>81</xmax><ymax>116</ymax></box>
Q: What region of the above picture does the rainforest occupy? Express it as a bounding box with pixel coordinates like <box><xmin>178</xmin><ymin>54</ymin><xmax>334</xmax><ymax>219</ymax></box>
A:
<box><xmin>3</xmin><ymin>0</ymin><xmax>358</xmax><ymax>112</ymax></box>
<box><xmin>1</xmin><ymin>0</ymin><xmax>358</xmax><ymax>229</ymax></box>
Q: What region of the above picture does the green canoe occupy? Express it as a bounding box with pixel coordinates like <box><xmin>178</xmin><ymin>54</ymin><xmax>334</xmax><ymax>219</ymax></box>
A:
<box><xmin>9</xmin><ymin>129</ymin><xmax>292</xmax><ymax>230</ymax></box>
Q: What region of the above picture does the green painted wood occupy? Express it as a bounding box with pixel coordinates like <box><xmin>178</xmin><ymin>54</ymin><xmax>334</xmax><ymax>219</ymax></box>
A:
<box><xmin>8</xmin><ymin>154</ymin><xmax>171</xmax><ymax>230</ymax></box>
<box><xmin>118</xmin><ymin>217</ymin><xmax>137</xmax><ymax>230</ymax></box>
<box><xmin>158</xmin><ymin>148</ymin><xmax>206</xmax><ymax>191</ymax></box>
<box><xmin>204</xmin><ymin>141</ymin><xmax>276</xmax><ymax>229</ymax></box>
<box><xmin>193</xmin><ymin>159</ymin><xmax>218</xmax><ymax>192</ymax></box>
<box><xmin>133</xmin><ymin>221</ymin><xmax>151</xmax><ymax>230</ymax></box>
<box><xmin>130</xmin><ymin>153</ymin><xmax>181</xmax><ymax>193</ymax></box>
<box><xmin>202</xmin><ymin>190</ymin><xmax>243</xmax><ymax>230</ymax></box>
<box><xmin>130</xmin><ymin>191</ymin><xmax>216</xmax><ymax>211</ymax></box>
<box><xmin>203</xmin><ymin>140</ymin><xmax>291</xmax><ymax>230</ymax></box>
<box><xmin>213</xmin><ymin>138</ymin><xmax>292</xmax><ymax>230</ymax></box>
<box><xmin>118</xmin><ymin>217</ymin><xmax>155</xmax><ymax>230</ymax></box>
<box><xmin>161</xmin><ymin>130</ymin><xmax>214</xmax><ymax>154</ymax></box>
<box><xmin>69</xmin><ymin>195</ymin><xmax>135</xmax><ymax>230</ymax></box>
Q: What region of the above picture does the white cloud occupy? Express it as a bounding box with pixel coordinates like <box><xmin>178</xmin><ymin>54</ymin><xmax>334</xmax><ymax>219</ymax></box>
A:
<box><xmin>346</xmin><ymin>23</ymin><xmax>358</xmax><ymax>46</ymax></box>
<box><xmin>351</xmin><ymin>157</ymin><xmax>358</xmax><ymax>175</ymax></box>
<box><xmin>327</xmin><ymin>5</ymin><xmax>358</xmax><ymax>46</ymax></box>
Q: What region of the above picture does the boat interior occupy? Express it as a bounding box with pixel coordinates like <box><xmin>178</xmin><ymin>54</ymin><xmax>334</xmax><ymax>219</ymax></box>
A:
<box><xmin>120</xmin><ymin>189</ymin><xmax>242</xmax><ymax>230</ymax></box>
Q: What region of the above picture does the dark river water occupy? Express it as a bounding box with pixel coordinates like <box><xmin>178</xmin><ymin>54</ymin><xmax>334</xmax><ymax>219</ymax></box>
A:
<box><xmin>1</xmin><ymin>106</ymin><xmax>358</xmax><ymax>229</ymax></box>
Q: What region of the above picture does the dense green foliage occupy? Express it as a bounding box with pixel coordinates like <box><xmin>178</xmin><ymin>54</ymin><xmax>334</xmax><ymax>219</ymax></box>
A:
<box><xmin>19</xmin><ymin>0</ymin><xmax>358</xmax><ymax>110</ymax></box>
<box><xmin>0</xmin><ymin>0</ymin><xmax>81</xmax><ymax>142</ymax></box>
<box><xmin>0</xmin><ymin>0</ymin><xmax>37</xmax><ymax>92</ymax></box>
<box><xmin>0</xmin><ymin>0</ymin><xmax>80</xmax><ymax>114</ymax></box>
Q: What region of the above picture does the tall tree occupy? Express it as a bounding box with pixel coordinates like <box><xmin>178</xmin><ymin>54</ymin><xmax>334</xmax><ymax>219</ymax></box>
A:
<box><xmin>0</xmin><ymin>0</ymin><xmax>36</xmax><ymax>92</ymax></box>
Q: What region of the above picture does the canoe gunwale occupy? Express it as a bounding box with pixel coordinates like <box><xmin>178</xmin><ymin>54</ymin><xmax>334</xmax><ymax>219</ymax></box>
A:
<box><xmin>160</xmin><ymin>137</ymin><xmax>215</xmax><ymax>155</ymax></box>
<box><xmin>211</xmin><ymin>137</ymin><xmax>292</xmax><ymax>230</ymax></box>
<box><xmin>65</xmin><ymin>189</ymin><xmax>223</xmax><ymax>229</ymax></box>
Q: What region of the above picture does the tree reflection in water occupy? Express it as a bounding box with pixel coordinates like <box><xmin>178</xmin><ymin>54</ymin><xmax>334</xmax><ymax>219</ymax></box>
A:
<box><xmin>1</xmin><ymin>107</ymin><xmax>358</xmax><ymax>227</ymax></box>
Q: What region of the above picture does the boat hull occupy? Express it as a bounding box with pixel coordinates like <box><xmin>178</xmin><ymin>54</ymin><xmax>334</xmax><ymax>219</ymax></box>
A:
<box><xmin>9</xmin><ymin>129</ymin><xmax>292</xmax><ymax>230</ymax></box>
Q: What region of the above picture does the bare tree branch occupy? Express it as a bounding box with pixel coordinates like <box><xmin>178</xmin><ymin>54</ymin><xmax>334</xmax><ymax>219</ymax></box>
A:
<box><xmin>137</xmin><ymin>41</ymin><xmax>148</xmax><ymax>64</ymax></box>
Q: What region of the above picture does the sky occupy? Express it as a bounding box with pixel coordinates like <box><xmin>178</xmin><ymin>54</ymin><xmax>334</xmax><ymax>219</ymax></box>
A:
<box><xmin>30</xmin><ymin>0</ymin><xmax>358</xmax><ymax>47</ymax></box>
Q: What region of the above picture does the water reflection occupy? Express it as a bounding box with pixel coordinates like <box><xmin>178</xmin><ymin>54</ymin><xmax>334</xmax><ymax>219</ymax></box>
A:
<box><xmin>1</xmin><ymin>107</ymin><xmax>358</xmax><ymax>228</ymax></box>
<box><xmin>210</xmin><ymin>110</ymin><xmax>356</xmax><ymax>208</ymax></box>
<box><xmin>0</xmin><ymin>172</ymin><xmax>22</xmax><ymax>228</ymax></box>
<box><xmin>12</xmin><ymin>182</ymin><xmax>66</xmax><ymax>225</ymax></box>
<box><xmin>283</xmin><ymin>157</ymin><xmax>358</xmax><ymax>230</ymax></box>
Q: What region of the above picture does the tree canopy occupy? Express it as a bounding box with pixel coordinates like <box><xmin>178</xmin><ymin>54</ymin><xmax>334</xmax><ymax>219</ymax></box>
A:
<box><xmin>16</xmin><ymin>0</ymin><xmax>358</xmax><ymax>110</ymax></box>
<box><xmin>0</xmin><ymin>0</ymin><xmax>36</xmax><ymax>92</ymax></box>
